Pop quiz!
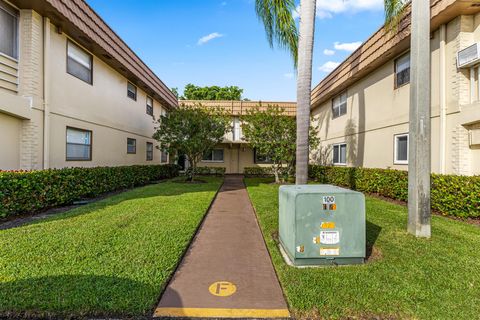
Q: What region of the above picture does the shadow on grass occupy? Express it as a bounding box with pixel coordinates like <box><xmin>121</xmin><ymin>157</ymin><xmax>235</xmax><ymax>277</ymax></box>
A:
<box><xmin>366</xmin><ymin>220</ymin><xmax>382</xmax><ymax>261</ymax></box>
<box><xmin>14</xmin><ymin>177</ymin><xmax>222</xmax><ymax>229</ymax></box>
<box><xmin>0</xmin><ymin>275</ymin><xmax>157</xmax><ymax>318</ymax></box>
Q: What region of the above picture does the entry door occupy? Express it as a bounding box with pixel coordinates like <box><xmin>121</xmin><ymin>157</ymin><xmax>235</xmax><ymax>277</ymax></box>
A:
<box><xmin>229</xmin><ymin>147</ymin><xmax>239</xmax><ymax>174</ymax></box>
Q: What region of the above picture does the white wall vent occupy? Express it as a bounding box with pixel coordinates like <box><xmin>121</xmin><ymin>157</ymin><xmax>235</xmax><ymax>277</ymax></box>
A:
<box><xmin>457</xmin><ymin>43</ymin><xmax>480</xmax><ymax>68</ymax></box>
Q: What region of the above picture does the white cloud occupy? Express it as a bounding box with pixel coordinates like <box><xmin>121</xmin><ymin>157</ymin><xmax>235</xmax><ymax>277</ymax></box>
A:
<box><xmin>197</xmin><ymin>32</ymin><xmax>224</xmax><ymax>45</ymax></box>
<box><xmin>334</xmin><ymin>41</ymin><xmax>362</xmax><ymax>52</ymax></box>
<box><xmin>318</xmin><ymin>61</ymin><xmax>340</xmax><ymax>73</ymax></box>
<box><xmin>283</xmin><ymin>72</ymin><xmax>294</xmax><ymax>79</ymax></box>
<box><xmin>323</xmin><ymin>49</ymin><xmax>335</xmax><ymax>56</ymax></box>
<box><xmin>294</xmin><ymin>0</ymin><xmax>383</xmax><ymax>20</ymax></box>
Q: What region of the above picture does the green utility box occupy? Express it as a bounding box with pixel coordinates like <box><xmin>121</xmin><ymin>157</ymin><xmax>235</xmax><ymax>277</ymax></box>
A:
<box><xmin>279</xmin><ymin>185</ymin><xmax>365</xmax><ymax>266</ymax></box>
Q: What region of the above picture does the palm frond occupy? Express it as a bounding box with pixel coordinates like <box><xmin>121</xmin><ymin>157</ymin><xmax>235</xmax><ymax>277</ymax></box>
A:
<box><xmin>255</xmin><ymin>0</ymin><xmax>298</xmax><ymax>67</ymax></box>
<box><xmin>384</xmin><ymin>0</ymin><xmax>408</xmax><ymax>33</ymax></box>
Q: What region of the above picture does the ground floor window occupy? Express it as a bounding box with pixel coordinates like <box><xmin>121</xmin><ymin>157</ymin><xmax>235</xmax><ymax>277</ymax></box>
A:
<box><xmin>161</xmin><ymin>150</ymin><xmax>168</xmax><ymax>163</ymax></box>
<box><xmin>66</xmin><ymin>127</ymin><xmax>92</xmax><ymax>161</ymax></box>
<box><xmin>254</xmin><ymin>149</ymin><xmax>273</xmax><ymax>164</ymax></box>
<box><xmin>333</xmin><ymin>143</ymin><xmax>347</xmax><ymax>165</ymax></box>
<box><xmin>394</xmin><ymin>133</ymin><xmax>409</xmax><ymax>164</ymax></box>
<box><xmin>146</xmin><ymin>142</ymin><xmax>153</xmax><ymax>161</ymax></box>
<box><xmin>202</xmin><ymin>149</ymin><xmax>224</xmax><ymax>162</ymax></box>
<box><xmin>127</xmin><ymin>138</ymin><xmax>136</xmax><ymax>154</ymax></box>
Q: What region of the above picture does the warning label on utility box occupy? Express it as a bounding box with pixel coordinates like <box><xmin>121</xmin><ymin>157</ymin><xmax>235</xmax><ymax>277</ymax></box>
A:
<box><xmin>320</xmin><ymin>231</ymin><xmax>340</xmax><ymax>244</ymax></box>
<box><xmin>320</xmin><ymin>247</ymin><xmax>340</xmax><ymax>256</ymax></box>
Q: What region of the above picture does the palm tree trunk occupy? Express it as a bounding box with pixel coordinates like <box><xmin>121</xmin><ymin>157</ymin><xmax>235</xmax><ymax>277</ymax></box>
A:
<box><xmin>295</xmin><ymin>0</ymin><xmax>316</xmax><ymax>185</ymax></box>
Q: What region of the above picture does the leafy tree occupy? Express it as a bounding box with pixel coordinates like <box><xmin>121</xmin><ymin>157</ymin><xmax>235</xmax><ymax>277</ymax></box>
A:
<box><xmin>182</xmin><ymin>83</ymin><xmax>243</xmax><ymax>100</ymax></box>
<box><xmin>171</xmin><ymin>87</ymin><xmax>179</xmax><ymax>99</ymax></box>
<box><xmin>153</xmin><ymin>105</ymin><xmax>230</xmax><ymax>181</ymax></box>
<box><xmin>256</xmin><ymin>0</ymin><xmax>315</xmax><ymax>184</ymax></box>
<box><xmin>241</xmin><ymin>105</ymin><xmax>319</xmax><ymax>183</ymax></box>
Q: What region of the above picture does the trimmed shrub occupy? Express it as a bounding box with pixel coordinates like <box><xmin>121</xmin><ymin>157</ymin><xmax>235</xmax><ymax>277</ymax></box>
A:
<box><xmin>309</xmin><ymin>165</ymin><xmax>480</xmax><ymax>218</ymax></box>
<box><xmin>0</xmin><ymin>164</ymin><xmax>179</xmax><ymax>218</ymax></box>
<box><xmin>244</xmin><ymin>167</ymin><xmax>273</xmax><ymax>177</ymax></box>
<box><xmin>185</xmin><ymin>166</ymin><xmax>226</xmax><ymax>177</ymax></box>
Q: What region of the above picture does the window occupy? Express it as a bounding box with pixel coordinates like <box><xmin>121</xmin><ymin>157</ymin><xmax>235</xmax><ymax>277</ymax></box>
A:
<box><xmin>161</xmin><ymin>150</ymin><xmax>168</xmax><ymax>163</ymax></box>
<box><xmin>394</xmin><ymin>134</ymin><xmax>409</xmax><ymax>164</ymax></box>
<box><xmin>332</xmin><ymin>92</ymin><xmax>347</xmax><ymax>119</ymax></box>
<box><xmin>66</xmin><ymin>127</ymin><xmax>92</xmax><ymax>161</ymax></box>
<box><xmin>0</xmin><ymin>2</ymin><xmax>18</xmax><ymax>59</ymax></box>
<box><xmin>127</xmin><ymin>138</ymin><xmax>136</xmax><ymax>154</ymax></box>
<box><xmin>146</xmin><ymin>142</ymin><xmax>153</xmax><ymax>161</ymax></box>
<box><xmin>146</xmin><ymin>96</ymin><xmax>153</xmax><ymax>116</ymax></box>
<box><xmin>202</xmin><ymin>149</ymin><xmax>224</xmax><ymax>162</ymax></box>
<box><xmin>395</xmin><ymin>54</ymin><xmax>410</xmax><ymax>88</ymax></box>
<box><xmin>254</xmin><ymin>149</ymin><xmax>273</xmax><ymax>164</ymax></box>
<box><xmin>67</xmin><ymin>40</ymin><xmax>93</xmax><ymax>84</ymax></box>
<box><xmin>127</xmin><ymin>82</ymin><xmax>137</xmax><ymax>100</ymax></box>
<box><xmin>333</xmin><ymin>143</ymin><xmax>347</xmax><ymax>165</ymax></box>
<box><xmin>232</xmin><ymin>117</ymin><xmax>242</xmax><ymax>141</ymax></box>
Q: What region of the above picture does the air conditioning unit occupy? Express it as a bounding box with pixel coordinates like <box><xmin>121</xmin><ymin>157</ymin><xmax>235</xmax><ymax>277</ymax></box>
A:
<box><xmin>457</xmin><ymin>43</ymin><xmax>480</xmax><ymax>68</ymax></box>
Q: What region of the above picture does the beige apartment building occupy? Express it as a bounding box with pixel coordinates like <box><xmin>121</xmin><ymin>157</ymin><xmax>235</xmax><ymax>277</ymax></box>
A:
<box><xmin>0</xmin><ymin>0</ymin><xmax>177</xmax><ymax>171</ymax></box>
<box><xmin>311</xmin><ymin>0</ymin><xmax>480</xmax><ymax>176</ymax></box>
<box><xmin>180</xmin><ymin>100</ymin><xmax>296</xmax><ymax>174</ymax></box>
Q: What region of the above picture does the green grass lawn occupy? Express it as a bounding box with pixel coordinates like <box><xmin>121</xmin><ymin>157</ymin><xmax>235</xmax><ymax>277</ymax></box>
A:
<box><xmin>245</xmin><ymin>178</ymin><xmax>480</xmax><ymax>320</ymax></box>
<box><xmin>0</xmin><ymin>177</ymin><xmax>222</xmax><ymax>318</ymax></box>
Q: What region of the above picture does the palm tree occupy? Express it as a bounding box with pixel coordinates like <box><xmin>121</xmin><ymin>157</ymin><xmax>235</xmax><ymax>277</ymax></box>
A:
<box><xmin>385</xmin><ymin>0</ymin><xmax>431</xmax><ymax>238</ymax></box>
<box><xmin>256</xmin><ymin>0</ymin><xmax>316</xmax><ymax>184</ymax></box>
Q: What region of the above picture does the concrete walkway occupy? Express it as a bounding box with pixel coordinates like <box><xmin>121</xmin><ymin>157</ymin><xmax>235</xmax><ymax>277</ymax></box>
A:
<box><xmin>154</xmin><ymin>175</ymin><xmax>289</xmax><ymax>319</ymax></box>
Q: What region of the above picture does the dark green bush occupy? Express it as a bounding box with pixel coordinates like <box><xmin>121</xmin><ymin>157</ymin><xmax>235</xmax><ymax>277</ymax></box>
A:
<box><xmin>185</xmin><ymin>166</ymin><xmax>226</xmax><ymax>176</ymax></box>
<box><xmin>309</xmin><ymin>165</ymin><xmax>480</xmax><ymax>218</ymax></box>
<box><xmin>244</xmin><ymin>167</ymin><xmax>273</xmax><ymax>177</ymax></box>
<box><xmin>0</xmin><ymin>164</ymin><xmax>179</xmax><ymax>218</ymax></box>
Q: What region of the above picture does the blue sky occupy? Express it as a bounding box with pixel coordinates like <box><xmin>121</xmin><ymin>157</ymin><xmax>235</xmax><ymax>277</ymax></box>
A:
<box><xmin>86</xmin><ymin>0</ymin><xmax>386</xmax><ymax>101</ymax></box>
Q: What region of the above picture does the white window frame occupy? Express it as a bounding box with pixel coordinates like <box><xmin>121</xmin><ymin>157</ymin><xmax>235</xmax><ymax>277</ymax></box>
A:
<box><xmin>66</xmin><ymin>127</ymin><xmax>92</xmax><ymax>161</ymax></box>
<box><xmin>202</xmin><ymin>149</ymin><xmax>224</xmax><ymax>163</ymax></box>
<box><xmin>0</xmin><ymin>2</ymin><xmax>19</xmax><ymax>60</ymax></box>
<box><xmin>146</xmin><ymin>142</ymin><xmax>153</xmax><ymax>161</ymax></box>
<box><xmin>127</xmin><ymin>138</ymin><xmax>136</xmax><ymax>154</ymax></box>
<box><xmin>394</xmin><ymin>133</ymin><xmax>409</xmax><ymax>165</ymax></box>
<box><xmin>332</xmin><ymin>143</ymin><xmax>347</xmax><ymax>166</ymax></box>
<box><xmin>332</xmin><ymin>92</ymin><xmax>347</xmax><ymax>119</ymax></box>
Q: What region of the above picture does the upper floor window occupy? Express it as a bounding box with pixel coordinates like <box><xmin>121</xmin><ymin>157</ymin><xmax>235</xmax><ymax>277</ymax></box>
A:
<box><xmin>333</xmin><ymin>143</ymin><xmax>347</xmax><ymax>165</ymax></box>
<box><xmin>66</xmin><ymin>127</ymin><xmax>92</xmax><ymax>161</ymax></box>
<box><xmin>127</xmin><ymin>82</ymin><xmax>137</xmax><ymax>100</ymax></box>
<box><xmin>332</xmin><ymin>92</ymin><xmax>347</xmax><ymax>119</ymax></box>
<box><xmin>394</xmin><ymin>133</ymin><xmax>409</xmax><ymax>165</ymax></box>
<box><xmin>127</xmin><ymin>138</ymin><xmax>136</xmax><ymax>154</ymax></box>
<box><xmin>146</xmin><ymin>96</ymin><xmax>153</xmax><ymax>116</ymax></box>
<box><xmin>0</xmin><ymin>2</ymin><xmax>18</xmax><ymax>59</ymax></box>
<box><xmin>395</xmin><ymin>54</ymin><xmax>410</xmax><ymax>88</ymax></box>
<box><xmin>146</xmin><ymin>142</ymin><xmax>153</xmax><ymax>161</ymax></box>
<box><xmin>67</xmin><ymin>40</ymin><xmax>93</xmax><ymax>84</ymax></box>
<box><xmin>202</xmin><ymin>149</ymin><xmax>224</xmax><ymax>162</ymax></box>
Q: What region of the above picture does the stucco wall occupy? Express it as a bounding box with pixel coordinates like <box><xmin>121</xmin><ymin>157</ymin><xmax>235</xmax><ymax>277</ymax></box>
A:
<box><xmin>311</xmin><ymin>15</ymin><xmax>480</xmax><ymax>176</ymax></box>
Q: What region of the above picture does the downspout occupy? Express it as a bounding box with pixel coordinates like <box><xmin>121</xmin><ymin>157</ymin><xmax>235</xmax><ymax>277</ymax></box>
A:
<box><xmin>43</xmin><ymin>17</ymin><xmax>50</xmax><ymax>169</ymax></box>
<box><xmin>439</xmin><ymin>24</ymin><xmax>446</xmax><ymax>174</ymax></box>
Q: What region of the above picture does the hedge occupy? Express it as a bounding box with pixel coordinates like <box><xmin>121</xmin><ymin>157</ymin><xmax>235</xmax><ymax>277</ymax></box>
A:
<box><xmin>244</xmin><ymin>167</ymin><xmax>273</xmax><ymax>177</ymax></box>
<box><xmin>0</xmin><ymin>164</ymin><xmax>179</xmax><ymax>218</ymax></box>
<box><xmin>309</xmin><ymin>165</ymin><xmax>480</xmax><ymax>219</ymax></box>
<box><xmin>186</xmin><ymin>166</ymin><xmax>226</xmax><ymax>176</ymax></box>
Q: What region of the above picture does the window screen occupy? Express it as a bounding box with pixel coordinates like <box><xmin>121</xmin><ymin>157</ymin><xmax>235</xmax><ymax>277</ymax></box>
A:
<box><xmin>128</xmin><ymin>82</ymin><xmax>137</xmax><ymax>100</ymax></box>
<box><xmin>333</xmin><ymin>143</ymin><xmax>347</xmax><ymax>165</ymax></box>
<box><xmin>146</xmin><ymin>142</ymin><xmax>153</xmax><ymax>161</ymax></box>
<box><xmin>0</xmin><ymin>3</ymin><xmax>18</xmax><ymax>59</ymax></box>
<box><xmin>127</xmin><ymin>138</ymin><xmax>136</xmax><ymax>154</ymax></box>
<box><xmin>66</xmin><ymin>127</ymin><xmax>92</xmax><ymax>161</ymax></box>
<box><xmin>67</xmin><ymin>41</ymin><xmax>93</xmax><ymax>84</ymax></box>
<box><xmin>332</xmin><ymin>92</ymin><xmax>347</xmax><ymax>118</ymax></box>
<box><xmin>395</xmin><ymin>134</ymin><xmax>409</xmax><ymax>164</ymax></box>
<box><xmin>395</xmin><ymin>54</ymin><xmax>410</xmax><ymax>88</ymax></box>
